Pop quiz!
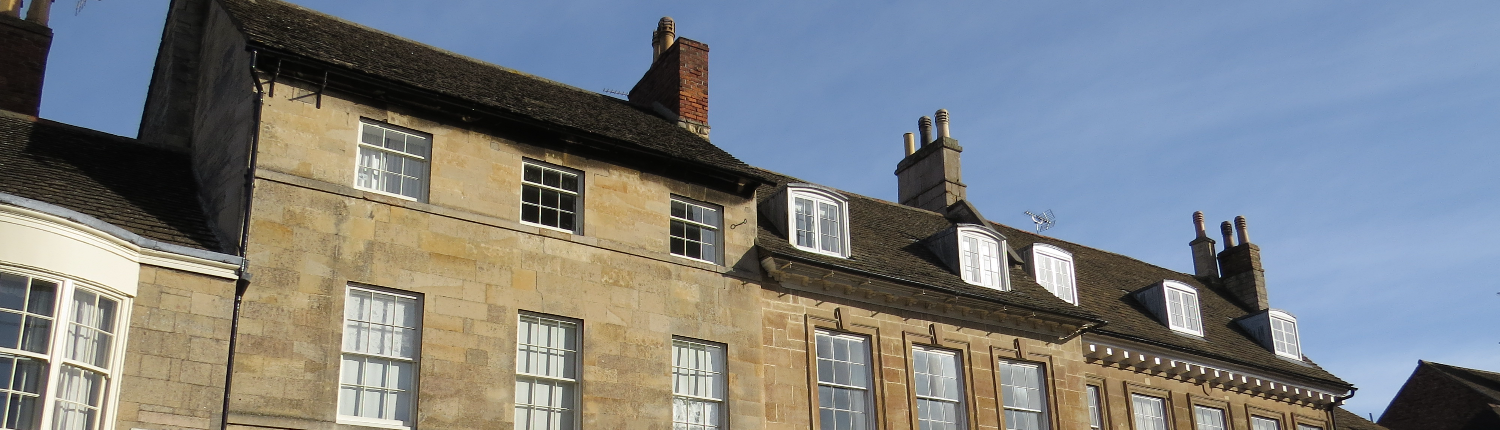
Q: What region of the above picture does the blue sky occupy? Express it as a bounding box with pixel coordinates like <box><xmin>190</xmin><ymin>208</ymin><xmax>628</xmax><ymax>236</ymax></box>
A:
<box><xmin>40</xmin><ymin>0</ymin><xmax>1500</xmax><ymax>420</ymax></box>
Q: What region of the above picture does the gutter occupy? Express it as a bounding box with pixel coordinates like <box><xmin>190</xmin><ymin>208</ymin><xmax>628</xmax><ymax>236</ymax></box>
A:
<box><xmin>1328</xmin><ymin>387</ymin><xmax>1357</xmax><ymax>429</ymax></box>
<box><xmin>1091</xmin><ymin>329</ymin><xmax>1355</xmax><ymax>392</ymax></box>
<box><xmin>220</xmin><ymin>46</ymin><xmax>266</xmax><ymax>430</ymax></box>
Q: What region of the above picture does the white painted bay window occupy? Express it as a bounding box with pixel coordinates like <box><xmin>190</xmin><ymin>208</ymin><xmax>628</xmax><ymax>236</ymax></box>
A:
<box><xmin>1030</xmin><ymin>245</ymin><xmax>1076</xmax><ymax>305</ymax></box>
<box><xmin>338</xmin><ymin>286</ymin><xmax>420</xmax><ymax>429</ymax></box>
<box><xmin>672</xmin><ymin>338</ymin><xmax>725</xmax><ymax>430</ymax></box>
<box><xmin>1164</xmin><ymin>282</ymin><xmax>1204</xmax><ymax>336</ymax></box>
<box><xmin>1193</xmin><ymin>405</ymin><xmax>1227</xmax><ymax>430</ymax></box>
<box><xmin>1130</xmin><ymin>394</ymin><xmax>1168</xmax><ymax>430</ymax></box>
<box><xmin>787</xmin><ymin>187</ymin><xmax>850</xmax><ymax>258</ymax></box>
<box><xmin>997</xmin><ymin>360</ymin><xmax>1048</xmax><ymax>430</ymax></box>
<box><xmin>356</xmin><ymin>121</ymin><xmax>431</xmax><ymax>201</ymax></box>
<box><xmin>1269</xmin><ymin>312</ymin><xmax>1301</xmax><ymax>359</ymax></box>
<box><xmin>957</xmin><ymin>228</ymin><xmax>1005</xmax><ymax>290</ymax></box>
<box><xmin>670</xmin><ymin>197</ymin><xmax>722</xmax><ymax>264</ymax></box>
<box><xmin>521</xmin><ymin>162</ymin><xmax>582</xmax><ymax>233</ymax></box>
<box><xmin>0</xmin><ymin>269</ymin><xmax>128</xmax><ymax>430</ymax></box>
<box><xmin>516</xmin><ymin>314</ymin><xmax>579</xmax><ymax>430</ymax></box>
<box><xmin>814</xmin><ymin>330</ymin><xmax>874</xmax><ymax>430</ymax></box>
<box><xmin>912</xmin><ymin>346</ymin><xmax>964</xmax><ymax>430</ymax></box>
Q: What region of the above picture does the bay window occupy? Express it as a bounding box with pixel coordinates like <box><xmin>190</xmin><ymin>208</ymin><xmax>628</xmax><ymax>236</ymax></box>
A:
<box><xmin>0</xmin><ymin>269</ymin><xmax>126</xmax><ymax>430</ymax></box>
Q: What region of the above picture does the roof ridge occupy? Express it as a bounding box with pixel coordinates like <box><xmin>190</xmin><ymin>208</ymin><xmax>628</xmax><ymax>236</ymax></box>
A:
<box><xmin>0</xmin><ymin>109</ymin><xmax>167</xmax><ymax>150</ymax></box>
<box><xmin>236</xmin><ymin>0</ymin><xmax>629</xmax><ymax>109</ymax></box>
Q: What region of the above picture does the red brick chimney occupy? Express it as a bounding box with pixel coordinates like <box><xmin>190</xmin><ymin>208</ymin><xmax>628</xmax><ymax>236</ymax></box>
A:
<box><xmin>0</xmin><ymin>0</ymin><xmax>53</xmax><ymax>116</ymax></box>
<box><xmin>628</xmin><ymin>17</ymin><xmax>710</xmax><ymax>138</ymax></box>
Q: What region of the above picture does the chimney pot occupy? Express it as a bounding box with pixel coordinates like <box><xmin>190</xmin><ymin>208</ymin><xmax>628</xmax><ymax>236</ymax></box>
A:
<box><xmin>903</xmin><ymin>133</ymin><xmax>916</xmax><ymax>156</ymax></box>
<box><xmin>935</xmin><ymin>109</ymin><xmax>951</xmax><ymax>139</ymax></box>
<box><xmin>918</xmin><ymin>116</ymin><xmax>933</xmax><ymax>145</ymax></box>
<box><xmin>23</xmin><ymin>0</ymin><xmax>47</xmax><ymax>25</ymax></box>
<box><xmin>1234</xmin><ymin>215</ymin><xmax>1250</xmax><ymax>245</ymax></box>
<box><xmin>1220</xmin><ymin>221</ymin><xmax>1236</xmax><ymax>248</ymax></box>
<box><xmin>651</xmin><ymin>17</ymin><xmax>677</xmax><ymax>63</ymax></box>
<box><xmin>1193</xmin><ymin>211</ymin><xmax>1207</xmax><ymax>238</ymax></box>
<box><xmin>1189</xmin><ymin>211</ymin><xmax>1219</xmax><ymax>281</ymax></box>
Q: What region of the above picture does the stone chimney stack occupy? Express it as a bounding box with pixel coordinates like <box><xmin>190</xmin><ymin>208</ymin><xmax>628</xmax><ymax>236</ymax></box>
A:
<box><xmin>1217</xmin><ymin>215</ymin><xmax>1269</xmax><ymax>311</ymax></box>
<box><xmin>1189</xmin><ymin>211</ymin><xmax>1219</xmax><ymax>281</ymax></box>
<box><xmin>0</xmin><ymin>0</ymin><xmax>54</xmax><ymax>116</ymax></box>
<box><xmin>629</xmin><ymin>17</ymin><xmax>710</xmax><ymax>138</ymax></box>
<box><xmin>896</xmin><ymin>109</ymin><xmax>967</xmax><ymax>213</ymax></box>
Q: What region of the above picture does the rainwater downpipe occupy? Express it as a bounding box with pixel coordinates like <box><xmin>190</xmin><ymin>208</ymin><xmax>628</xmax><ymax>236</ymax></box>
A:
<box><xmin>221</xmin><ymin>47</ymin><xmax>266</xmax><ymax>430</ymax></box>
<box><xmin>1327</xmin><ymin>387</ymin><xmax>1357</xmax><ymax>429</ymax></box>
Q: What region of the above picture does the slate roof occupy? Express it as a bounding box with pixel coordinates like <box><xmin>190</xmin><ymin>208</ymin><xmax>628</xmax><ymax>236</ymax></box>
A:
<box><xmin>1334</xmin><ymin>407</ymin><xmax>1389</xmax><ymax>430</ymax></box>
<box><xmin>1422</xmin><ymin>361</ymin><xmax>1500</xmax><ymax>403</ymax></box>
<box><xmin>752</xmin><ymin>168</ymin><xmax>1348</xmax><ymax>388</ymax></box>
<box><xmin>0</xmin><ymin>113</ymin><xmax>221</xmax><ymax>251</ymax></box>
<box><xmin>215</xmin><ymin>0</ymin><xmax>758</xmax><ymax>180</ymax></box>
<box><xmin>753</xmin><ymin>170</ymin><xmax>1103</xmax><ymax>323</ymax></box>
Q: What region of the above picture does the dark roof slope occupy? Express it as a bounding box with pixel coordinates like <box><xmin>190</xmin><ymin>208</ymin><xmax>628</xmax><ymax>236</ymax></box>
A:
<box><xmin>1425</xmin><ymin>361</ymin><xmax>1500</xmax><ymax>402</ymax></box>
<box><xmin>752</xmin><ymin>168</ymin><xmax>1102</xmax><ymax>324</ymax></box>
<box><xmin>995</xmin><ymin>223</ymin><xmax>1347</xmax><ymax>387</ymax></box>
<box><xmin>751</xmin><ymin>167</ymin><xmax>1346</xmax><ymax>387</ymax></box>
<box><xmin>215</xmin><ymin>0</ymin><xmax>757</xmax><ymax>179</ymax></box>
<box><xmin>1334</xmin><ymin>407</ymin><xmax>1389</xmax><ymax>430</ymax></box>
<box><xmin>0</xmin><ymin>113</ymin><xmax>220</xmax><ymax>250</ymax></box>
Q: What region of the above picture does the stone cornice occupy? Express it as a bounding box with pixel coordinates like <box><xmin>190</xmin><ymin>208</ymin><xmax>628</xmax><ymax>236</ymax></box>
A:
<box><xmin>1083</xmin><ymin>336</ymin><xmax>1352</xmax><ymax>407</ymax></box>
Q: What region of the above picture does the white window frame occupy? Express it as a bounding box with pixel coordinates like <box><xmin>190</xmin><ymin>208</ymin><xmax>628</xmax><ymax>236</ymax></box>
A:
<box><xmin>1030</xmin><ymin>244</ymin><xmax>1077</xmax><ymax>305</ymax></box>
<box><xmin>669</xmin><ymin>196</ymin><xmax>723</xmax><ymax>265</ymax></box>
<box><xmin>672</xmin><ymin>338</ymin><xmax>726</xmax><ymax>430</ymax></box>
<box><xmin>1295</xmin><ymin>424</ymin><xmax>1322</xmax><ymax>430</ymax></box>
<box><xmin>1163</xmin><ymin>281</ymin><xmax>1204</xmax><ymax>337</ymax></box>
<box><xmin>520</xmin><ymin>160</ymin><xmax>584</xmax><ymax>234</ymax></box>
<box><xmin>1130</xmin><ymin>394</ymin><xmax>1168</xmax><ymax>430</ymax></box>
<box><xmin>515</xmin><ymin>313</ymin><xmax>581</xmax><ymax>430</ymax></box>
<box><xmin>337</xmin><ymin>285</ymin><xmax>422</xmax><ymax>430</ymax></box>
<box><xmin>354</xmin><ymin>120</ymin><xmax>432</xmax><ymax>202</ymax></box>
<box><xmin>1086</xmin><ymin>385</ymin><xmax>1103</xmax><ymax>430</ymax></box>
<box><xmin>814</xmin><ymin>330</ymin><xmax>875</xmax><ymax>430</ymax></box>
<box><xmin>957</xmin><ymin>226</ymin><xmax>1007</xmax><ymax>291</ymax></box>
<box><xmin>911</xmin><ymin>346</ymin><xmax>966</xmax><ymax>430</ymax></box>
<box><xmin>787</xmin><ymin>186</ymin><xmax>851</xmax><ymax>258</ymax></box>
<box><xmin>997</xmin><ymin>360</ymin><xmax>1049</xmax><ymax>430</ymax></box>
<box><xmin>1268</xmin><ymin>310</ymin><xmax>1301</xmax><ymax>359</ymax></box>
<box><xmin>1251</xmin><ymin>416</ymin><xmax>1281</xmax><ymax>430</ymax></box>
<box><xmin>1193</xmin><ymin>405</ymin><xmax>1227</xmax><ymax>430</ymax></box>
<box><xmin>0</xmin><ymin>267</ymin><xmax>131</xmax><ymax>430</ymax></box>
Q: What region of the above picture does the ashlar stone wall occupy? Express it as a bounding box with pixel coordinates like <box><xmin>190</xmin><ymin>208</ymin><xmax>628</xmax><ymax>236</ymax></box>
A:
<box><xmin>116</xmin><ymin>266</ymin><xmax>237</xmax><ymax>430</ymax></box>
<box><xmin>225</xmin><ymin>78</ymin><xmax>764</xmax><ymax>430</ymax></box>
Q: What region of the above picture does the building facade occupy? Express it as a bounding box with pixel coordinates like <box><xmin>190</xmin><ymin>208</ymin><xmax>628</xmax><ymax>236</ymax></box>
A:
<box><xmin>0</xmin><ymin>0</ymin><xmax>1392</xmax><ymax>429</ymax></box>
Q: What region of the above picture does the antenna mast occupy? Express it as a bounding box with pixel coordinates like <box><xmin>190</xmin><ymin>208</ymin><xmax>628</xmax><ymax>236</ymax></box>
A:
<box><xmin>1025</xmin><ymin>210</ymin><xmax>1056</xmax><ymax>233</ymax></box>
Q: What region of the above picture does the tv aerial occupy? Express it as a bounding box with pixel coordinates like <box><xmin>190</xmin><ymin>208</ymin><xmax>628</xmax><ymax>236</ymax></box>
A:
<box><xmin>1025</xmin><ymin>210</ymin><xmax>1056</xmax><ymax>233</ymax></box>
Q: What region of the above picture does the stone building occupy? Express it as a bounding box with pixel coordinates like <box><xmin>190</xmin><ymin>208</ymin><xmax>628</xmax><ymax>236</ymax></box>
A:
<box><xmin>1377</xmin><ymin>361</ymin><xmax>1500</xmax><ymax>430</ymax></box>
<box><xmin>0</xmin><ymin>0</ymin><xmax>1394</xmax><ymax>429</ymax></box>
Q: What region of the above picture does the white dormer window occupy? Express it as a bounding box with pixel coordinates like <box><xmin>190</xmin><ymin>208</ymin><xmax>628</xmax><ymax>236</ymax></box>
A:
<box><xmin>787</xmin><ymin>186</ymin><xmax>850</xmax><ymax>258</ymax></box>
<box><xmin>1163</xmin><ymin>281</ymin><xmax>1204</xmax><ymax>336</ymax></box>
<box><xmin>957</xmin><ymin>226</ymin><xmax>1005</xmax><ymax>290</ymax></box>
<box><xmin>1030</xmin><ymin>244</ymin><xmax>1077</xmax><ymax>305</ymax></box>
<box><xmin>1269</xmin><ymin>310</ymin><xmax>1301</xmax><ymax>359</ymax></box>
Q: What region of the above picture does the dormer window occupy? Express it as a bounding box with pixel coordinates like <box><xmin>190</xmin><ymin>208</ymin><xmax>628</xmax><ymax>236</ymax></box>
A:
<box><xmin>1133</xmin><ymin>280</ymin><xmax>1204</xmax><ymax>337</ymax></box>
<box><xmin>763</xmin><ymin>185</ymin><xmax>851</xmax><ymax>258</ymax></box>
<box><xmin>957</xmin><ymin>226</ymin><xmax>1005</xmax><ymax>290</ymax></box>
<box><xmin>1269</xmin><ymin>311</ymin><xmax>1301</xmax><ymax>359</ymax></box>
<box><xmin>1163</xmin><ymin>282</ymin><xmax>1204</xmax><ymax>336</ymax></box>
<box><xmin>1235</xmin><ymin>309</ymin><xmax>1303</xmax><ymax>359</ymax></box>
<box><xmin>1029</xmin><ymin>244</ymin><xmax>1077</xmax><ymax>304</ymax></box>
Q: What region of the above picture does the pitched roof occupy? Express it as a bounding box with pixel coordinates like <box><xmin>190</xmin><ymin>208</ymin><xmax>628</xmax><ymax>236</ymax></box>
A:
<box><xmin>0</xmin><ymin>112</ymin><xmax>221</xmax><ymax>251</ymax></box>
<box><xmin>752</xmin><ymin>168</ymin><xmax>1348</xmax><ymax>387</ymax></box>
<box><xmin>752</xmin><ymin>170</ymin><xmax>1103</xmax><ymax>323</ymax></box>
<box><xmin>1423</xmin><ymin>361</ymin><xmax>1500</xmax><ymax>402</ymax></box>
<box><xmin>1334</xmin><ymin>407</ymin><xmax>1389</xmax><ymax>430</ymax></box>
<box><xmin>215</xmin><ymin>0</ymin><xmax>758</xmax><ymax>181</ymax></box>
